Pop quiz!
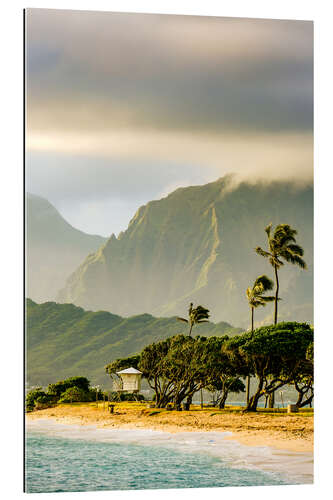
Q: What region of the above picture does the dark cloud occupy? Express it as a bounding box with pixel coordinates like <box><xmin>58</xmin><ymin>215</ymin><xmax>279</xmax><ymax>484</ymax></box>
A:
<box><xmin>25</xmin><ymin>9</ymin><xmax>313</xmax><ymax>236</ymax></box>
<box><xmin>26</xmin><ymin>9</ymin><xmax>313</xmax><ymax>135</ymax></box>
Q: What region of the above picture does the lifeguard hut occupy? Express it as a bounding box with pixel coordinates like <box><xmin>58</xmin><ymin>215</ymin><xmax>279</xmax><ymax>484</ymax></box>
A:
<box><xmin>116</xmin><ymin>367</ymin><xmax>143</xmax><ymax>395</ymax></box>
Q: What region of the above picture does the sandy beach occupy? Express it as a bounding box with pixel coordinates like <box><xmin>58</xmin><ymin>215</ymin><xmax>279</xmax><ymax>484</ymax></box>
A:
<box><xmin>26</xmin><ymin>403</ymin><xmax>313</xmax><ymax>454</ymax></box>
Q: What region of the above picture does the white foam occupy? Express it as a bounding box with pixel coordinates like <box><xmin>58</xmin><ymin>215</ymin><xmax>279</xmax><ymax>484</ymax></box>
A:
<box><xmin>26</xmin><ymin>419</ymin><xmax>313</xmax><ymax>484</ymax></box>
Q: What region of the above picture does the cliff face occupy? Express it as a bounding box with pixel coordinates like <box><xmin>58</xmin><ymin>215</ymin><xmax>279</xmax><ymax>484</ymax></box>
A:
<box><xmin>57</xmin><ymin>177</ymin><xmax>313</xmax><ymax>326</ymax></box>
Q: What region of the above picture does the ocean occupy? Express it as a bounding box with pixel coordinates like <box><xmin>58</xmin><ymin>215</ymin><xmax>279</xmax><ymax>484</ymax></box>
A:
<box><xmin>25</xmin><ymin>420</ymin><xmax>313</xmax><ymax>493</ymax></box>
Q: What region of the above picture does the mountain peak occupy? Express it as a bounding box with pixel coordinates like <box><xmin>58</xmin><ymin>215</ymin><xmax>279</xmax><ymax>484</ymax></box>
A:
<box><xmin>57</xmin><ymin>179</ymin><xmax>313</xmax><ymax>327</ymax></box>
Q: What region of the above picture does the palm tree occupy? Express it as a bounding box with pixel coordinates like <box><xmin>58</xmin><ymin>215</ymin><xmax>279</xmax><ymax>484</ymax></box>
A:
<box><xmin>245</xmin><ymin>275</ymin><xmax>275</xmax><ymax>404</ymax></box>
<box><xmin>256</xmin><ymin>223</ymin><xmax>307</xmax><ymax>325</ymax></box>
<box><xmin>177</xmin><ymin>303</ymin><xmax>210</xmax><ymax>336</ymax></box>
<box><xmin>246</xmin><ymin>275</ymin><xmax>275</xmax><ymax>332</ymax></box>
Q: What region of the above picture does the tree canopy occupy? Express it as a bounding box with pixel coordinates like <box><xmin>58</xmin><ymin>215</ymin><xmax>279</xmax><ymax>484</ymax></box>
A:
<box><xmin>223</xmin><ymin>322</ymin><xmax>313</xmax><ymax>411</ymax></box>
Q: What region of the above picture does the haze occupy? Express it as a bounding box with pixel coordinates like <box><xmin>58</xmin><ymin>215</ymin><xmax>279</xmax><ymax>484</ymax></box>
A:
<box><xmin>26</xmin><ymin>9</ymin><xmax>313</xmax><ymax>236</ymax></box>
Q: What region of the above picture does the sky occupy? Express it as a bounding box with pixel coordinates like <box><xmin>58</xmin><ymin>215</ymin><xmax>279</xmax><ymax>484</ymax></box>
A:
<box><xmin>26</xmin><ymin>9</ymin><xmax>313</xmax><ymax>236</ymax></box>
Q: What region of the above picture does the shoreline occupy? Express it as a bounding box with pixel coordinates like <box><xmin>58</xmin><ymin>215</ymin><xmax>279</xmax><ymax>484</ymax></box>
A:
<box><xmin>26</xmin><ymin>403</ymin><xmax>314</xmax><ymax>454</ymax></box>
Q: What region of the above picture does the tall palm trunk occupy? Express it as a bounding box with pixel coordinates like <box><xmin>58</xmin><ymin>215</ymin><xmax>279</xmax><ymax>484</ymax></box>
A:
<box><xmin>246</xmin><ymin>307</ymin><xmax>254</xmax><ymax>404</ymax></box>
<box><xmin>189</xmin><ymin>322</ymin><xmax>193</xmax><ymax>336</ymax></box>
<box><xmin>269</xmin><ymin>265</ymin><xmax>279</xmax><ymax>408</ymax></box>
<box><xmin>274</xmin><ymin>264</ymin><xmax>279</xmax><ymax>325</ymax></box>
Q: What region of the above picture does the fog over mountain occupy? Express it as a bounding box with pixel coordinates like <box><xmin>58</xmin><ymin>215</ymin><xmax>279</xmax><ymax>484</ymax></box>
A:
<box><xmin>26</xmin><ymin>193</ymin><xmax>106</xmax><ymax>302</ymax></box>
<box><xmin>57</xmin><ymin>176</ymin><xmax>313</xmax><ymax>327</ymax></box>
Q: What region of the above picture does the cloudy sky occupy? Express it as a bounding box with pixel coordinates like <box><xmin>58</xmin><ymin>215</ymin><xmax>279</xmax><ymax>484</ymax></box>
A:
<box><xmin>26</xmin><ymin>9</ymin><xmax>313</xmax><ymax>236</ymax></box>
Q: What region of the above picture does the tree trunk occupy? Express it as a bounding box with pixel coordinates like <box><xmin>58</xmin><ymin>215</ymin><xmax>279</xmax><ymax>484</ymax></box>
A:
<box><xmin>189</xmin><ymin>322</ymin><xmax>193</xmax><ymax>336</ymax></box>
<box><xmin>274</xmin><ymin>264</ymin><xmax>279</xmax><ymax>325</ymax></box>
<box><xmin>268</xmin><ymin>391</ymin><xmax>275</xmax><ymax>408</ymax></box>
<box><xmin>186</xmin><ymin>393</ymin><xmax>193</xmax><ymax>406</ymax></box>
<box><xmin>246</xmin><ymin>376</ymin><xmax>250</xmax><ymax>404</ymax></box>
<box><xmin>245</xmin><ymin>377</ymin><xmax>264</xmax><ymax>412</ymax></box>
<box><xmin>246</xmin><ymin>308</ymin><xmax>254</xmax><ymax>405</ymax></box>
<box><xmin>298</xmin><ymin>395</ymin><xmax>313</xmax><ymax>408</ymax></box>
<box><xmin>218</xmin><ymin>392</ymin><xmax>228</xmax><ymax>409</ymax></box>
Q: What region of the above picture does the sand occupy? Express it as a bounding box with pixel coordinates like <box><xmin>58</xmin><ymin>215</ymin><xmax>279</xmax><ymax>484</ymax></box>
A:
<box><xmin>26</xmin><ymin>403</ymin><xmax>313</xmax><ymax>454</ymax></box>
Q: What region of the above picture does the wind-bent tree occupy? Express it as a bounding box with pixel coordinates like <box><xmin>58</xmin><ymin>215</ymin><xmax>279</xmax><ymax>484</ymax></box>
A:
<box><xmin>245</xmin><ymin>275</ymin><xmax>275</xmax><ymax>403</ymax></box>
<box><xmin>176</xmin><ymin>302</ymin><xmax>210</xmax><ymax>336</ymax></box>
<box><xmin>203</xmin><ymin>336</ymin><xmax>247</xmax><ymax>409</ymax></box>
<box><xmin>137</xmin><ymin>335</ymin><xmax>212</xmax><ymax>409</ymax></box>
<box><xmin>293</xmin><ymin>341</ymin><xmax>314</xmax><ymax>408</ymax></box>
<box><xmin>223</xmin><ymin>322</ymin><xmax>313</xmax><ymax>412</ymax></box>
<box><xmin>256</xmin><ymin>223</ymin><xmax>307</xmax><ymax>325</ymax></box>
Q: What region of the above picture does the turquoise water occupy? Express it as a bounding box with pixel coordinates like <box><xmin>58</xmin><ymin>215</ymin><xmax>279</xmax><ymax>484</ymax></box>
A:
<box><xmin>25</xmin><ymin>422</ymin><xmax>313</xmax><ymax>493</ymax></box>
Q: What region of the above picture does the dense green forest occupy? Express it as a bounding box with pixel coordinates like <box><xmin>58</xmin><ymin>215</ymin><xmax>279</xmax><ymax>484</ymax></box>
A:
<box><xmin>26</xmin><ymin>299</ymin><xmax>241</xmax><ymax>387</ymax></box>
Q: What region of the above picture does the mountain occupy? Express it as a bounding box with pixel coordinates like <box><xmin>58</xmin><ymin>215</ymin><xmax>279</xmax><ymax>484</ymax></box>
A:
<box><xmin>26</xmin><ymin>193</ymin><xmax>107</xmax><ymax>302</ymax></box>
<box><xmin>26</xmin><ymin>299</ymin><xmax>241</xmax><ymax>387</ymax></box>
<box><xmin>57</xmin><ymin>177</ymin><xmax>313</xmax><ymax>327</ymax></box>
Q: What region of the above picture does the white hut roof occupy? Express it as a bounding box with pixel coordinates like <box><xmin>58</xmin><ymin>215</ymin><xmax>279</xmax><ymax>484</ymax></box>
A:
<box><xmin>116</xmin><ymin>367</ymin><xmax>142</xmax><ymax>375</ymax></box>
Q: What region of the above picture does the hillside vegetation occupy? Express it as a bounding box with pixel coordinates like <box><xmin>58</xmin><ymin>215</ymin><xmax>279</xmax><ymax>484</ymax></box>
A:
<box><xmin>58</xmin><ymin>177</ymin><xmax>313</xmax><ymax>326</ymax></box>
<box><xmin>26</xmin><ymin>299</ymin><xmax>241</xmax><ymax>387</ymax></box>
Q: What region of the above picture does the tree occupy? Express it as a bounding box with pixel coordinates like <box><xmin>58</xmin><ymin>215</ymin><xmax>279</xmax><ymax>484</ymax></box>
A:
<box><xmin>208</xmin><ymin>377</ymin><xmax>245</xmax><ymax>409</ymax></box>
<box><xmin>246</xmin><ymin>275</ymin><xmax>275</xmax><ymax>332</ymax></box>
<box><xmin>58</xmin><ymin>386</ymin><xmax>87</xmax><ymax>404</ymax></box>
<box><xmin>245</xmin><ymin>275</ymin><xmax>275</xmax><ymax>404</ymax></box>
<box><xmin>105</xmin><ymin>355</ymin><xmax>140</xmax><ymax>385</ymax></box>
<box><xmin>200</xmin><ymin>336</ymin><xmax>248</xmax><ymax>409</ymax></box>
<box><xmin>138</xmin><ymin>338</ymin><xmax>176</xmax><ymax>408</ymax></box>
<box><xmin>223</xmin><ymin>322</ymin><xmax>313</xmax><ymax>411</ymax></box>
<box><xmin>256</xmin><ymin>224</ymin><xmax>307</xmax><ymax>325</ymax></box>
<box><xmin>176</xmin><ymin>303</ymin><xmax>210</xmax><ymax>406</ymax></box>
<box><xmin>47</xmin><ymin>376</ymin><xmax>90</xmax><ymax>398</ymax></box>
<box><xmin>293</xmin><ymin>341</ymin><xmax>314</xmax><ymax>408</ymax></box>
<box><xmin>177</xmin><ymin>302</ymin><xmax>210</xmax><ymax>336</ymax></box>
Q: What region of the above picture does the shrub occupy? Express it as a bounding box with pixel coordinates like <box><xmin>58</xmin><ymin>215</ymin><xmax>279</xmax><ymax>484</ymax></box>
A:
<box><xmin>26</xmin><ymin>388</ymin><xmax>56</xmax><ymax>411</ymax></box>
<box><xmin>47</xmin><ymin>377</ymin><xmax>90</xmax><ymax>398</ymax></box>
<box><xmin>58</xmin><ymin>386</ymin><xmax>89</xmax><ymax>403</ymax></box>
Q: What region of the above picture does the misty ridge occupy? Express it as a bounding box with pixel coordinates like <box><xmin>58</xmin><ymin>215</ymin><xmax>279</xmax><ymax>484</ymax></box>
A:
<box><xmin>27</xmin><ymin>175</ymin><xmax>313</xmax><ymax>329</ymax></box>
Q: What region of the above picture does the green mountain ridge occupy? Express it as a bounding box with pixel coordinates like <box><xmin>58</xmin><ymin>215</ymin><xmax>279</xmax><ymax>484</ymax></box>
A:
<box><xmin>57</xmin><ymin>176</ymin><xmax>313</xmax><ymax>327</ymax></box>
<box><xmin>26</xmin><ymin>193</ymin><xmax>107</xmax><ymax>302</ymax></box>
<box><xmin>26</xmin><ymin>299</ymin><xmax>241</xmax><ymax>387</ymax></box>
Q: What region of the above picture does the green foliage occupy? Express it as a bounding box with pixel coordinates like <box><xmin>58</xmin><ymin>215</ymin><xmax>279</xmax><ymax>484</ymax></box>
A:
<box><xmin>58</xmin><ymin>386</ymin><xmax>89</xmax><ymax>403</ymax></box>
<box><xmin>246</xmin><ymin>275</ymin><xmax>275</xmax><ymax>310</ymax></box>
<box><xmin>256</xmin><ymin>223</ymin><xmax>307</xmax><ymax>324</ymax></box>
<box><xmin>110</xmin><ymin>334</ymin><xmax>245</xmax><ymax>408</ymax></box>
<box><xmin>26</xmin><ymin>299</ymin><xmax>241</xmax><ymax>387</ymax></box>
<box><xmin>306</xmin><ymin>341</ymin><xmax>314</xmax><ymax>362</ymax></box>
<box><xmin>224</xmin><ymin>322</ymin><xmax>313</xmax><ymax>410</ymax></box>
<box><xmin>256</xmin><ymin>223</ymin><xmax>307</xmax><ymax>271</ymax></box>
<box><xmin>26</xmin><ymin>377</ymin><xmax>96</xmax><ymax>409</ymax></box>
<box><xmin>56</xmin><ymin>178</ymin><xmax>313</xmax><ymax>328</ymax></box>
<box><xmin>47</xmin><ymin>377</ymin><xmax>90</xmax><ymax>398</ymax></box>
<box><xmin>105</xmin><ymin>355</ymin><xmax>140</xmax><ymax>378</ymax></box>
<box><xmin>25</xmin><ymin>388</ymin><xmax>56</xmax><ymax>411</ymax></box>
<box><xmin>176</xmin><ymin>303</ymin><xmax>210</xmax><ymax>335</ymax></box>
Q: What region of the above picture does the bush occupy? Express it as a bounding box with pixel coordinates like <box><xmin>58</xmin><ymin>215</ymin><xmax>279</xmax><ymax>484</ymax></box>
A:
<box><xmin>58</xmin><ymin>386</ymin><xmax>90</xmax><ymax>403</ymax></box>
<box><xmin>26</xmin><ymin>388</ymin><xmax>56</xmax><ymax>411</ymax></box>
<box><xmin>47</xmin><ymin>377</ymin><xmax>90</xmax><ymax>398</ymax></box>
